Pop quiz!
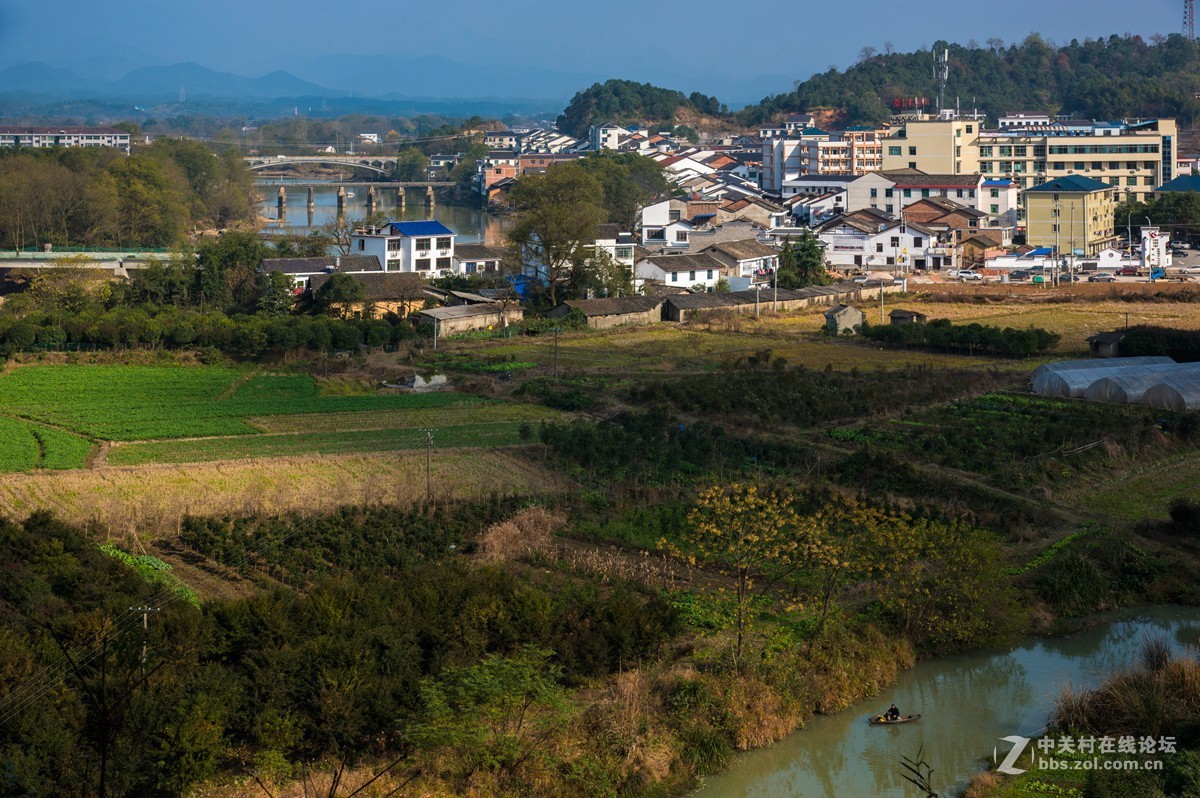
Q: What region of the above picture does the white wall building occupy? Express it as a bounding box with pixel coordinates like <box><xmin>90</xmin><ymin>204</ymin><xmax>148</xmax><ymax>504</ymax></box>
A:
<box><xmin>635</xmin><ymin>252</ymin><xmax>731</xmax><ymax>290</ymax></box>
<box><xmin>349</xmin><ymin>220</ymin><xmax>457</xmax><ymax>276</ymax></box>
<box><xmin>0</xmin><ymin>126</ymin><xmax>131</xmax><ymax>154</ymax></box>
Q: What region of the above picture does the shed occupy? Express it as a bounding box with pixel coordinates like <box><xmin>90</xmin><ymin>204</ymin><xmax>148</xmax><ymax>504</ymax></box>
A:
<box><xmin>416</xmin><ymin>303</ymin><xmax>524</xmax><ymax>335</ymax></box>
<box><xmin>824</xmin><ymin>304</ymin><xmax>864</xmax><ymax>335</ymax></box>
<box><xmin>547</xmin><ymin>296</ymin><xmax>665</xmax><ymax>329</ymax></box>
<box><xmin>309</xmin><ymin>272</ymin><xmax>428</xmax><ymax>318</ymax></box>
<box><xmin>889</xmin><ymin>309</ymin><xmax>928</xmax><ymax>326</ymax></box>
<box><xmin>1086</xmin><ymin>332</ymin><xmax>1126</xmax><ymax>358</ymax></box>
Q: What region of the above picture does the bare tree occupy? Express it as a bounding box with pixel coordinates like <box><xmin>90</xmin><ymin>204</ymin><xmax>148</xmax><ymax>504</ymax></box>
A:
<box><xmin>883</xmin><ymin>40</ymin><xmax>894</xmax><ymax>55</ymax></box>
<box><xmin>858</xmin><ymin>45</ymin><xmax>878</xmax><ymax>62</ymax></box>
<box><xmin>986</xmin><ymin>37</ymin><xmax>1005</xmax><ymax>53</ymax></box>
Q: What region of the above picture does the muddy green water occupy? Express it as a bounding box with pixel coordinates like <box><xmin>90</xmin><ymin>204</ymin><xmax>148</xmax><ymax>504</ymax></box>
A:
<box><xmin>692</xmin><ymin>606</ymin><xmax>1200</xmax><ymax>798</ymax></box>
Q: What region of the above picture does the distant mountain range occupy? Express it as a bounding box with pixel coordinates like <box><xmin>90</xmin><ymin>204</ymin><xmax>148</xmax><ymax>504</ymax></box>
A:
<box><xmin>0</xmin><ymin>57</ymin><xmax>791</xmax><ymax>119</ymax></box>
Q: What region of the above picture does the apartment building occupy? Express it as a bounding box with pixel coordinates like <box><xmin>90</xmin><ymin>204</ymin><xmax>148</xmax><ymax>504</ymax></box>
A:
<box><xmin>976</xmin><ymin>118</ymin><xmax>1176</xmax><ymax>205</ymax></box>
<box><xmin>1023</xmin><ymin>175</ymin><xmax>1118</xmax><ymax>257</ymax></box>
<box><xmin>0</xmin><ymin>126</ymin><xmax>131</xmax><ymax>154</ymax></box>
<box><xmin>881</xmin><ymin>118</ymin><xmax>981</xmax><ymax>175</ymax></box>
<box><xmin>846</xmin><ymin>170</ymin><xmax>984</xmax><ymax>217</ymax></box>
<box><xmin>761</xmin><ymin>128</ymin><xmax>885</xmax><ymax>193</ymax></box>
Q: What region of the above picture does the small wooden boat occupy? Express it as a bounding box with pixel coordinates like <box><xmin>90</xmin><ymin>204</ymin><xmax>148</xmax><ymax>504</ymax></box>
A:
<box><xmin>869</xmin><ymin>713</ymin><xmax>922</xmax><ymax>725</ymax></box>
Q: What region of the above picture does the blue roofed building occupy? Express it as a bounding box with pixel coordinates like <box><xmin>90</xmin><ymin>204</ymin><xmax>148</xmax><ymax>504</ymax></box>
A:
<box><xmin>1155</xmin><ymin>174</ymin><xmax>1200</xmax><ymax>198</ymax></box>
<box><xmin>1022</xmin><ymin>175</ymin><xmax>1118</xmax><ymax>256</ymax></box>
<box><xmin>349</xmin><ymin>220</ymin><xmax>458</xmax><ymax>276</ymax></box>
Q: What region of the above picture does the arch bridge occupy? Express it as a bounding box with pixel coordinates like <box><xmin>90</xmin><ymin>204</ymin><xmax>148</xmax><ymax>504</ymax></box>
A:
<box><xmin>244</xmin><ymin>155</ymin><xmax>398</xmax><ymax>175</ymax></box>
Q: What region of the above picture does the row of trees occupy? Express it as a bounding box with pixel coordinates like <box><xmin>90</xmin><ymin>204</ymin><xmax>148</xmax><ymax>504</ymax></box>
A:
<box><xmin>0</xmin><ymin>139</ymin><xmax>257</xmax><ymax>250</ymax></box>
<box><xmin>860</xmin><ymin>318</ymin><xmax>1061</xmax><ymax>356</ymax></box>
<box><xmin>744</xmin><ymin>33</ymin><xmax>1200</xmax><ymax>126</ymax></box>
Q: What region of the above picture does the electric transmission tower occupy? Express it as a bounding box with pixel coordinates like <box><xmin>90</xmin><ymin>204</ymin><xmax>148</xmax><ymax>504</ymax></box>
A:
<box><xmin>1186</xmin><ymin>0</ymin><xmax>1196</xmax><ymax>40</ymax></box>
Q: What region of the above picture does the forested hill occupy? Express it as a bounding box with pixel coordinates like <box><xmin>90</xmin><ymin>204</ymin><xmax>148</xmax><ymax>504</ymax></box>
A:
<box><xmin>555</xmin><ymin>79</ymin><xmax>727</xmax><ymax>138</ymax></box>
<box><xmin>739</xmin><ymin>34</ymin><xmax>1200</xmax><ymax>127</ymax></box>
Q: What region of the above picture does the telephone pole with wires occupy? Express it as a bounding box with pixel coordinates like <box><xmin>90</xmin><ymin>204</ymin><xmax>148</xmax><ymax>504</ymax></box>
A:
<box><xmin>130</xmin><ymin>605</ymin><xmax>159</xmax><ymax>670</ymax></box>
<box><xmin>420</xmin><ymin>428</ymin><xmax>437</xmax><ymax>500</ymax></box>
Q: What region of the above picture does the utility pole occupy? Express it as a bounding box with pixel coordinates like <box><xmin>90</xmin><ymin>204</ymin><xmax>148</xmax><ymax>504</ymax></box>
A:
<box><xmin>420</xmin><ymin>428</ymin><xmax>436</xmax><ymax>501</ymax></box>
<box><xmin>1053</xmin><ymin>199</ymin><xmax>1061</xmax><ymax>287</ymax></box>
<box><xmin>552</xmin><ymin>327</ymin><xmax>561</xmax><ymax>377</ymax></box>
<box><xmin>129</xmin><ymin>605</ymin><xmax>159</xmax><ymax>671</ymax></box>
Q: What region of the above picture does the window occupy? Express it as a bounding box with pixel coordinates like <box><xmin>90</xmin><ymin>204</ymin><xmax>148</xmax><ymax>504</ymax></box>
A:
<box><xmin>890</xmin><ymin>236</ymin><xmax>900</xmax><ymax>247</ymax></box>
<box><xmin>675</xmin><ymin>231</ymin><xmax>688</xmax><ymax>242</ymax></box>
<box><xmin>914</xmin><ymin>237</ymin><xmax>923</xmax><ymax>247</ymax></box>
<box><xmin>876</xmin><ymin>243</ymin><xmax>884</xmax><ymax>253</ymax></box>
<box><xmin>957</xmin><ymin>189</ymin><xmax>964</xmax><ymax>198</ymax></box>
<box><xmin>1052</xmin><ymin>224</ymin><xmax>1059</xmax><ymax>233</ymax></box>
<box><xmin>416</xmin><ymin>258</ymin><xmax>432</xmax><ymax>271</ymax></box>
<box><xmin>1127</xmin><ymin>176</ymin><xmax>1138</xmax><ymax>186</ymax></box>
<box><xmin>980</xmin><ymin>162</ymin><xmax>992</xmax><ymax>173</ymax></box>
<box><xmin>921</xmin><ymin>189</ymin><xmax>930</xmax><ymax>198</ymax></box>
<box><xmin>908</xmin><ymin>146</ymin><xmax>917</xmax><ymax>156</ymax></box>
<box><xmin>387</xmin><ymin>239</ymin><xmax>402</xmax><ymax>251</ymax></box>
<box><xmin>670</xmin><ymin>272</ymin><xmax>678</xmax><ymax>282</ymax></box>
<box><xmin>990</xmin><ymin>188</ymin><xmax>999</xmax><ymax>198</ymax></box>
<box><xmin>990</xmin><ymin>204</ymin><xmax>999</xmax><ymax>214</ymax></box>
<box><xmin>1074</xmin><ymin>162</ymin><xmax>1085</xmax><ymax>171</ymax></box>
<box><xmin>436</xmin><ymin>237</ymin><xmax>452</xmax><ymax>249</ymax></box>
<box><xmin>885</xmin><ymin>188</ymin><xmax>894</xmax><ymax>197</ymax></box>
<box><xmin>870</xmin><ymin>188</ymin><xmax>878</xmax><ymax>198</ymax></box>
<box><xmin>416</xmin><ymin>238</ymin><xmax>431</xmax><ymax>252</ymax></box>
<box><xmin>1013</xmin><ymin>146</ymin><xmax>1027</xmax><ymax>156</ymax></box>
<box><xmin>707</xmin><ymin>269</ymin><xmax>713</xmax><ymax>279</ymax></box>
<box><xmin>999</xmin><ymin>146</ymin><xmax>1012</xmax><ymax>157</ymax></box>
<box><xmin>886</xmin><ymin>204</ymin><xmax>894</xmax><ymax>214</ymax></box>
<box><xmin>979</xmin><ymin>146</ymin><xmax>993</xmax><ymax>157</ymax></box>
<box><xmin>669</xmin><ymin>210</ymin><xmax>681</xmax><ymax>221</ymax></box>
<box><xmin>437</xmin><ymin>257</ymin><xmax>451</xmax><ymax>270</ymax></box>
<box><xmin>888</xmin><ymin>146</ymin><xmax>901</xmax><ymax>156</ymax></box>
<box><xmin>968</xmin><ymin>190</ymin><xmax>975</xmax><ymax>199</ymax></box>
<box><xmin>689</xmin><ymin>271</ymin><xmax>696</xmax><ymax>281</ymax></box>
<box><xmin>616</xmin><ymin>247</ymin><xmax>632</xmax><ymax>259</ymax></box>
<box><xmin>966</xmin><ymin>124</ymin><xmax>973</xmax><ymax>134</ymax></box>
<box><xmin>908</xmin><ymin>162</ymin><xmax>917</xmax><ymax>169</ymax></box>
<box><xmin>903</xmin><ymin>188</ymin><xmax>912</xmax><ymax>198</ymax></box>
<box><xmin>358</xmin><ymin>240</ymin><xmax>365</xmax><ymax>251</ymax></box>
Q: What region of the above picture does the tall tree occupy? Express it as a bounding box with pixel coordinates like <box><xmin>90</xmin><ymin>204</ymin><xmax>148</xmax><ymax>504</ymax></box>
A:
<box><xmin>507</xmin><ymin>164</ymin><xmax>606</xmax><ymax>307</ymax></box>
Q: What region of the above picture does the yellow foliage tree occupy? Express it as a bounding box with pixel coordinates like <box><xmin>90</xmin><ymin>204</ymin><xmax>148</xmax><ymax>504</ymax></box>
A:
<box><xmin>671</xmin><ymin>483</ymin><xmax>820</xmax><ymax>671</ymax></box>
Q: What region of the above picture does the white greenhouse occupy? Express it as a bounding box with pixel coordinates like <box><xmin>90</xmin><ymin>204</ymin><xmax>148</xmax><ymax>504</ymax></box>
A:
<box><xmin>1031</xmin><ymin>357</ymin><xmax>1176</xmax><ymax>398</ymax></box>
<box><xmin>1142</xmin><ymin>371</ymin><xmax>1200</xmax><ymax>411</ymax></box>
<box><xmin>1084</xmin><ymin>364</ymin><xmax>1200</xmax><ymax>404</ymax></box>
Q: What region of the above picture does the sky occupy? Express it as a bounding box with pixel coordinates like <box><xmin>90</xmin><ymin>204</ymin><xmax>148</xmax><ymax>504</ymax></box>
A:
<box><xmin>0</xmin><ymin>0</ymin><xmax>1187</xmax><ymax>101</ymax></box>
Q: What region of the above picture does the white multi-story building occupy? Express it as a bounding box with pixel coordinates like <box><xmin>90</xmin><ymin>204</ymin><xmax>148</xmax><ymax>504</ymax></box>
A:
<box><xmin>761</xmin><ymin>129</ymin><xmax>884</xmax><ymax>193</ymax></box>
<box><xmin>0</xmin><ymin>126</ymin><xmax>131</xmax><ymax>154</ymax></box>
<box><xmin>815</xmin><ymin>209</ymin><xmax>952</xmax><ymax>271</ymax></box>
<box><xmin>847</xmin><ymin>171</ymin><xmax>984</xmax><ymax>217</ymax></box>
<box><xmin>349</xmin><ymin>220</ymin><xmax>457</xmax><ymax>276</ymax></box>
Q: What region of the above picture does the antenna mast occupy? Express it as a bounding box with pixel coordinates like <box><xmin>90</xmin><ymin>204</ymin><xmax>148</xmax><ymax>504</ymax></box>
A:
<box><xmin>934</xmin><ymin>48</ymin><xmax>949</xmax><ymax>113</ymax></box>
<box><xmin>1186</xmin><ymin>0</ymin><xmax>1196</xmax><ymax>39</ymax></box>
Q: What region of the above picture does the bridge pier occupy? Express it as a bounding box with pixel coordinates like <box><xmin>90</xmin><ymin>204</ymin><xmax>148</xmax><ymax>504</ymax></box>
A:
<box><xmin>425</xmin><ymin>185</ymin><xmax>435</xmax><ymax>212</ymax></box>
<box><xmin>366</xmin><ymin>185</ymin><xmax>377</xmax><ymax>217</ymax></box>
<box><xmin>398</xmin><ymin>186</ymin><xmax>406</xmax><ymax>216</ymax></box>
<box><xmin>336</xmin><ymin>186</ymin><xmax>346</xmax><ymax>221</ymax></box>
<box><xmin>276</xmin><ymin>186</ymin><xmax>286</xmax><ymax>221</ymax></box>
<box><xmin>306</xmin><ymin>186</ymin><xmax>314</xmax><ymax>227</ymax></box>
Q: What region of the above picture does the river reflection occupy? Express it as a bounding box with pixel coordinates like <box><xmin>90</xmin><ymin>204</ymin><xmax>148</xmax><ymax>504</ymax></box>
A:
<box><xmin>255</xmin><ymin>180</ymin><xmax>509</xmax><ymax>245</ymax></box>
<box><xmin>693</xmin><ymin>607</ymin><xmax>1200</xmax><ymax>798</ymax></box>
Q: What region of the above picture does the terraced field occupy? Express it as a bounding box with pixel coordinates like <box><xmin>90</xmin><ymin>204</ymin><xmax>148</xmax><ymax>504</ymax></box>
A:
<box><xmin>0</xmin><ymin>365</ymin><xmax>553</xmax><ymax>471</ymax></box>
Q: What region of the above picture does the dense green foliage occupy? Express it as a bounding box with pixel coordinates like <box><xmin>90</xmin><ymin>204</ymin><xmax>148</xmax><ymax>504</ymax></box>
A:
<box><xmin>0</xmin><ymin>507</ymin><xmax>680</xmax><ymax>794</ymax></box>
<box><xmin>860</xmin><ymin>318</ymin><xmax>1060</xmax><ymax>356</ymax></box>
<box><xmin>775</xmin><ymin>232</ymin><xmax>829</xmax><ymax>289</ymax></box>
<box><xmin>742</xmin><ymin>33</ymin><xmax>1200</xmax><ymax>126</ymax></box>
<box><xmin>556</xmin><ymin>79</ymin><xmax>725</xmax><ymax>138</ymax></box>
<box><xmin>0</xmin><ymin>365</ymin><xmax>482</xmax><ymax>440</ymax></box>
<box><xmin>831</xmin><ymin>393</ymin><xmax>1199</xmax><ymax>489</ymax></box>
<box><xmin>1120</xmin><ymin>325</ymin><xmax>1200</xmax><ymax>361</ymax></box>
<box><xmin>0</xmin><ymin>139</ymin><xmax>256</xmax><ymax>250</ymax></box>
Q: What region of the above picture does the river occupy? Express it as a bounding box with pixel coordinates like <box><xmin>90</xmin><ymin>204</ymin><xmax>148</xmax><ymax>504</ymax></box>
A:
<box><xmin>692</xmin><ymin>606</ymin><xmax>1200</xmax><ymax>798</ymax></box>
<box><xmin>255</xmin><ymin>180</ymin><xmax>509</xmax><ymax>245</ymax></box>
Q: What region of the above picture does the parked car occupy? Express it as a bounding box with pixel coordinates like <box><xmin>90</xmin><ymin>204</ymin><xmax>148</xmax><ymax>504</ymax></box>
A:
<box><xmin>1088</xmin><ymin>273</ymin><xmax>1117</xmax><ymax>282</ymax></box>
<box><xmin>1180</xmin><ymin>265</ymin><xmax>1200</xmax><ymax>274</ymax></box>
<box><xmin>957</xmin><ymin>270</ymin><xmax>984</xmax><ymax>281</ymax></box>
<box><xmin>1008</xmin><ymin>270</ymin><xmax>1031</xmax><ymax>281</ymax></box>
<box><xmin>1116</xmin><ymin>266</ymin><xmax>1141</xmax><ymax>276</ymax></box>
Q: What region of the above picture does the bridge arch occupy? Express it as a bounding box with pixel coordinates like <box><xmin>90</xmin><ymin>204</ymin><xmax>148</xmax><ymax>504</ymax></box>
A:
<box><xmin>246</xmin><ymin>158</ymin><xmax>394</xmax><ymax>175</ymax></box>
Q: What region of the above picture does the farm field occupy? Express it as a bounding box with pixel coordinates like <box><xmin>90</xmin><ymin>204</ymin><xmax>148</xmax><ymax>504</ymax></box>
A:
<box><xmin>0</xmin><ymin>364</ymin><xmax>554</xmax><ymax>472</ymax></box>
<box><xmin>0</xmin><ymin>449</ymin><xmax>566</xmax><ymax>535</ymax></box>
<box><xmin>1065</xmin><ymin>451</ymin><xmax>1200</xmax><ymax>523</ymax></box>
<box><xmin>108</xmin><ymin>422</ymin><xmax>532</xmax><ymax>465</ymax></box>
<box><xmin>0</xmin><ymin>416</ymin><xmax>92</xmax><ymax>472</ymax></box>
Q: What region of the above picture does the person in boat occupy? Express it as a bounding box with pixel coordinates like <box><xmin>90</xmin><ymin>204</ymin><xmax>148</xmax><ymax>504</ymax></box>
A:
<box><xmin>885</xmin><ymin>704</ymin><xmax>901</xmax><ymax>721</ymax></box>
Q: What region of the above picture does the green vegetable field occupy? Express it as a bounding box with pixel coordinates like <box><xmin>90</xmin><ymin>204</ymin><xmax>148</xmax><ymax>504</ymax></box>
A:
<box><xmin>0</xmin><ymin>365</ymin><xmax>552</xmax><ymax>471</ymax></box>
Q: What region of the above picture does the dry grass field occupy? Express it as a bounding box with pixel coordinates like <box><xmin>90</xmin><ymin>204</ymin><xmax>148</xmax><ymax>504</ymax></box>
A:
<box><xmin>0</xmin><ymin>448</ymin><xmax>567</xmax><ymax>537</ymax></box>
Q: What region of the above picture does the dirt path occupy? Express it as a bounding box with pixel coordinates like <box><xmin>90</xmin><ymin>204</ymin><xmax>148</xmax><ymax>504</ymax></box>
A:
<box><xmin>86</xmin><ymin>440</ymin><xmax>111</xmax><ymax>469</ymax></box>
<box><xmin>149</xmin><ymin>538</ymin><xmax>265</xmax><ymax>602</ymax></box>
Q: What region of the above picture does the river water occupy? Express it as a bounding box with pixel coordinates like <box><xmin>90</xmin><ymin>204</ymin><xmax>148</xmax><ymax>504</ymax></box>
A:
<box><xmin>693</xmin><ymin>606</ymin><xmax>1200</xmax><ymax>798</ymax></box>
<box><xmin>255</xmin><ymin>180</ymin><xmax>509</xmax><ymax>245</ymax></box>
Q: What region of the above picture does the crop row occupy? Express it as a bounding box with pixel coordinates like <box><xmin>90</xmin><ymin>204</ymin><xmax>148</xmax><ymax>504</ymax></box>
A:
<box><xmin>0</xmin><ymin>365</ymin><xmax>482</xmax><ymax>440</ymax></box>
<box><xmin>0</xmin><ymin>416</ymin><xmax>92</xmax><ymax>473</ymax></box>
<box><xmin>107</xmin><ymin>422</ymin><xmax>531</xmax><ymax>466</ymax></box>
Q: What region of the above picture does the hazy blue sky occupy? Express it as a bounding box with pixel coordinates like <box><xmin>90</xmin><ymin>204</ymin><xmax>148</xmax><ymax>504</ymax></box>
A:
<box><xmin>0</xmin><ymin>0</ymin><xmax>1186</xmax><ymax>95</ymax></box>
